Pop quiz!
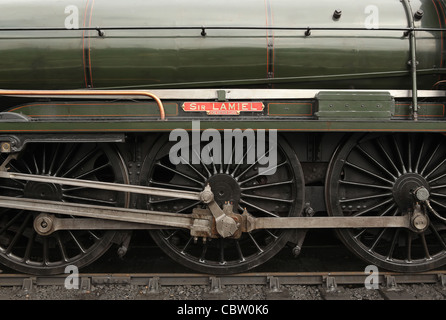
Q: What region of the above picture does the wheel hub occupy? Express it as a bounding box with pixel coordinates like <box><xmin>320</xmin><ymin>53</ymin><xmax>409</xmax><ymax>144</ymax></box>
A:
<box><xmin>207</xmin><ymin>174</ymin><xmax>241</xmax><ymax>207</ymax></box>
<box><xmin>392</xmin><ymin>173</ymin><xmax>429</xmax><ymax>210</ymax></box>
<box><xmin>24</xmin><ymin>181</ymin><xmax>63</xmax><ymax>201</ymax></box>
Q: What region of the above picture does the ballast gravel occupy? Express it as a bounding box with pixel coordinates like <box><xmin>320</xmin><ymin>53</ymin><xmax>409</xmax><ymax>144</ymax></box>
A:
<box><xmin>0</xmin><ymin>283</ymin><xmax>444</xmax><ymax>300</ymax></box>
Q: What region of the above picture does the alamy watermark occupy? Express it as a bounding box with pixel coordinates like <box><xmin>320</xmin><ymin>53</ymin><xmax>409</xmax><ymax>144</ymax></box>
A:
<box><xmin>169</xmin><ymin>121</ymin><xmax>278</xmax><ymax>176</ymax></box>
<box><xmin>64</xmin><ymin>265</ymin><xmax>79</xmax><ymax>289</ymax></box>
<box><xmin>64</xmin><ymin>5</ymin><xmax>79</xmax><ymax>30</ymax></box>
<box><xmin>364</xmin><ymin>5</ymin><xmax>379</xmax><ymax>30</ymax></box>
<box><xmin>364</xmin><ymin>265</ymin><xmax>379</xmax><ymax>290</ymax></box>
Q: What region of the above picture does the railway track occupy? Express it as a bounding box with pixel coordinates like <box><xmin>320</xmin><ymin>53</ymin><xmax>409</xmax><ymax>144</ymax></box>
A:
<box><xmin>0</xmin><ymin>270</ymin><xmax>445</xmax><ymax>301</ymax></box>
<box><xmin>0</xmin><ymin>232</ymin><xmax>444</xmax><ymax>303</ymax></box>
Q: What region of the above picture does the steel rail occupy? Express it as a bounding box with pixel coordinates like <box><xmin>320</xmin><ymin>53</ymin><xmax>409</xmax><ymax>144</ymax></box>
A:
<box><xmin>0</xmin><ymin>271</ymin><xmax>444</xmax><ymax>288</ymax></box>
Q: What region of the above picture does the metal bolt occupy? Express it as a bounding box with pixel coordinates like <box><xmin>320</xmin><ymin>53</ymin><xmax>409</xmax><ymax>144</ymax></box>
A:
<box><xmin>333</xmin><ymin>9</ymin><xmax>342</xmax><ymax>19</ymax></box>
<box><xmin>414</xmin><ymin>187</ymin><xmax>430</xmax><ymax>202</ymax></box>
<box><xmin>1</xmin><ymin>142</ymin><xmax>11</xmax><ymax>153</ymax></box>
<box><xmin>414</xmin><ymin>9</ymin><xmax>424</xmax><ymax>20</ymax></box>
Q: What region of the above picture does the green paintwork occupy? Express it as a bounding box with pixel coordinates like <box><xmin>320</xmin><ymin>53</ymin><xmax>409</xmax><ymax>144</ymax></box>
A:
<box><xmin>395</xmin><ymin>102</ymin><xmax>445</xmax><ymax>117</ymax></box>
<box><xmin>0</xmin><ymin>0</ymin><xmax>445</xmax><ymax>134</ymax></box>
<box><xmin>0</xmin><ymin>0</ymin><xmax>444</xmax><ymax>90</ymax></box>
<box><xmin>9</xmin><ymin>102</ymin><xmax>178</xmax><ymax>118</ymax></box>
<box><xmin>315</xmin><ymin>91</ymin><xmax>395</xmax><ymax>119</ymax></box>
<box><xmin>267</xmin><ymin>103</ymin><xmax>313</xmax><ymax>116</ymax></box>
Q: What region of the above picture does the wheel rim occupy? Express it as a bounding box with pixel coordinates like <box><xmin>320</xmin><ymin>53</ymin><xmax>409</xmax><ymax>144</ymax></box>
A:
<box><xmin>326</xmin><ymin>133</ymin><xmax>446</xmax><ymax>272</ymax></box>
<box><xmin>0</xmin><ymin>143</ymin><xmax>129</xmax><ymax>275</ymax></box>
<box><xmin>143</xmin><ymin>134</ymin><xmax>304</xmax><ymax>274</ymax></box>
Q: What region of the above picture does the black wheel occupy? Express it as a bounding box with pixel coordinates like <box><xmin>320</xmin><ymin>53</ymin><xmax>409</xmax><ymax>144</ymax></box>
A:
<box><xmin>142</xmin><ymin>134</ymin><xmax>304</xmax><ymax>274</ymax></box>
<box><xmin>326</xmin><ymin>133</ymin><xmax>446</xmax><ymax>272</ymax></box>
<box><xmin>0</xmin><ymin>143</ymin><xmax>129</xmax><ymax>275</ymax></box>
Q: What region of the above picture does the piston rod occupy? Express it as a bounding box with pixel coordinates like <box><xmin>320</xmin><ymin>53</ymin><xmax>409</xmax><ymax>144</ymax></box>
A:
<box><xmin>0</xmin><ymin>171</ymin><xmax>201</xmax><ymax>201</ymax></box>
<box><xmin>0</xmin><ymin>195</ymin><xmax>412</xmax><ymax>236</ymax></box>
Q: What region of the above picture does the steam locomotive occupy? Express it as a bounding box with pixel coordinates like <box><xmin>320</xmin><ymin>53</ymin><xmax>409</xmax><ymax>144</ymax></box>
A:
<box><xmin>0</xmin><ymin>0</ymin><xmax>445</xmax><ymax>276</ymax></box>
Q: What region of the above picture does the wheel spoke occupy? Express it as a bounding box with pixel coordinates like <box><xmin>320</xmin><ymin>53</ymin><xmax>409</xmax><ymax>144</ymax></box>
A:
<box><xmin>179</xmin><ymin>156</ymin><xmax>208</xmax><ymax>181</ymax></box>
<box><xmin>386</xmin><ymin>229</ymin><xmax>400</xmax><ymax>261</ymax></box>
<box><xmin>0</xmin><ymin>143</ymin><xmax>127</xmax><ymax>275</ymax></box>
<box><xmin>238</xmin><ymin>161</ymin><xmax>287</xmax><ymax>185</ymax></box>
<box><xmin>43</xmin><ymin>237</ymin><xmax>50</xmax><ymax>265</ymax></box>
<box><xmin>177</xmin><ymin>201</ymin><xmax>202</xmax><ymax>213</ymax></box>
<box><xmin>328</xmin><ymin>133</ymin><xmax>446</xmax><ymax>272</ymax></box>
<box><xmin>61</xmin><ymin>147</ymin><xmax>99</xmax><ymax>178</ymax></box>
<box><xmin>420</xmin><ymin>140</ymin><xmax>442</xmax><ymax>176</ymax></box>
<box><xmin>248</xmin><ymin>232</ymin><xmax>264</xmax><ymax>253</ymax></box>
<box><xmin>5</xmin><ymin>214</ymin><xmax>31</xmax><ymax>255</ymax></box>
<box><xmin>339</xmin><ymin>193</ymin><xmax>393</xmax><ymax>204</ymax></box>
<box><xmin>429</xmin><ymin>223</ymin><xmax>446</xmax><ymax>250</ymax></box>
<box><xmin>156</xmin><ymin>162</ymin><xmax>204</xmax><ymax>186</ymax></box>
<box><xmin>230</xmin><ymin>144</ymin><xmax>254</xmax><ymax>177</ymax></box>
<box><xmin>219</xmin><ymin>239</ymin><xmax>226</xmax><ymax>265</ymax></box>
<box><xmin>428</xmin><ymin>172</ymin><xmax>446</xmax><ymax>184</ymax></box>
<box><xmin>149</xmin><ymin>179</ymin><xmax>203</xmax><ymax>192</ymax></box>
<box><xmin>235</xmin><ymin>146</ymin><xmax>272</xmax><ymax>181</ymax></box>
<box><xmin>414</xmin><ymin>135</ymin><xmax>425</xmax><ymax>174</ymax></box>
<box><xmin>192</xmin><ymin>149</ymin><xmax>212</xmax><ymax>179</ymax></box>
<box><xmin>235</xmin><ymin>241</ymin><xmax>246</xmax><ymax>262</ymax></box>
<box><xmin>23</xmin><ymin>230</ymin><xmax>35</xmax><ymax>263</ymax></box>
<box><xmin>48</xmin><ymin>144</ymin><xmax>61</xmax><ymax>176</ymax></box>
<box><xmin>424</xmin><ymin>157</ymin><xmax>446</xmax><ymax>180</ymax></box>
<box><xmin>73</xmin><ymin>162</ymin><xmax>111</xmax><ymax>180</ymax></box>
<box><xmin>53</xmin><ymin>144</ymin><xmax>78</xmax><ymax>177</ymax></box>
<box><xmin>406</xmin><ymin>231</ymin><xmax>412</xmax><ymax>262</ymax></box>
<box><xmin>55</xmin><ymin>233</ymin><xmax>69</xmax><ymax>263</ymax></box>
<box><xmin>63</xmin><ymin>194</ymin><xmax>117</xmax><ymax>206</ymax></box>
<box><xmin>148</xmin><ymin>135</ymin><xmax>303</xmax><ymax>274</ymax></box>
<box><xmin>420</xmin><ymin>233</ymin><xmax>432</xmax><ymax>260</ymax></box>
<box><xmin>366</xmin><ymin>142</ymin><xmax>398</xmax><ymax>178</ymax></box>
<box><xmin>180</xmin><ymin>236</ymin><xmax>193</xmax><ymax>254</ymax></box>
<box><xmin>339</xmin><ymin>180</ymin><xmax>392</xmax><ymax>190</ymax></box>
<box><xmin>344</xmin><ymin>161</ymin><xmax>394</xmax><ymax>185</ymax></box>
<box><xmin>0</xmin><ymin>210</ymin><xmax>24</xmax><ymax>235</ymax></box>
<box><xmin>368</xmin><ymin>228</ymin><xmax>387</xmax><ymax>252</ymax></box>
<box><xmin>68</xmin><ymin>231</ymin><xmax>86</xmax><ymax>254</ymax></box>
<box><xmin>407</xmin><ymin>135</ymin><xmax>412</xmax><ymax>173</ymax></box>
<box><xmin>240</xmin><ymin>180</ymin><xmax>293</xmax><ymax>191</ymax></box>
<box><xmin>241</xmin><ymin>193</ymin><xmax>293</xmax><ymax>203</ymax></box>
<box><xmin>239</xmin><ymin>200</ymin><xmax>280</xmax><ymax>217</ymax></box>
<box><xmin>352</xmin><ymin>198</ymin><xmax>394</xmax><ymax>217</ymax></box>
<box><xmin>199</xmin><ymin>242</ymin><xmax>208</xmax><ymax>263</ymax></box>
<box><xmin>392</xmin><ymin>135</ymin><xmax>407</xmax><ymax>174</ymax></box>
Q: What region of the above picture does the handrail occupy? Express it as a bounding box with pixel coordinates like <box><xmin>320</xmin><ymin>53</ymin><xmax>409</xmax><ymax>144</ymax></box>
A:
<box><xmin>402</xmin><ymin>0</ymin><xmax>419</xmax><ymax>121</ymax></box>
<box><xmin>0</xmin><ymin>26</ymin><xmax>446</xmax><ymax>33</ymax></box>
<box><xmin>0</xmin><ymin>89</ymin><xmax>166</xmax><ymax>120</ymax></box>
